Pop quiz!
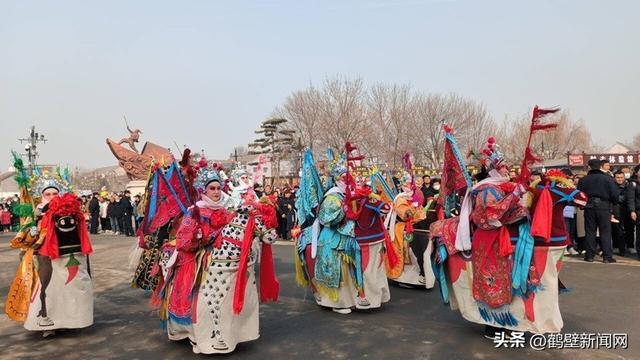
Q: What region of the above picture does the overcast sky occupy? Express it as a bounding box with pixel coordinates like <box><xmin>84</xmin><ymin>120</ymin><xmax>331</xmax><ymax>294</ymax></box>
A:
<box><xmin>1</xmin><ymin>0</ymin><xmax>638</xmax><ymax>171</ymax></box>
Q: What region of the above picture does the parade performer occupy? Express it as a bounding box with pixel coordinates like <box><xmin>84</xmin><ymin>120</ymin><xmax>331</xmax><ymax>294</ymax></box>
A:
<box><xmin>5</xmin><ymin>153</ymin><xmax>93</xmax><ymax>337</ymax></box>
<box><xmin>349</xmin><ymin>178</ymin><xmax>395</xmax><ymax>308</ymax></box>
<box><xmin>229</xmin><ymin>168</ymin><xmax>257</xmax><ymax>207</ymax></box>
<box><xmin>292</xmin><ymin>148</ymin><xmax>325</xmax><ymax>298</ymax></box>
<box><xmin>430</xmin><ymin>108</ymin><xmax>570</xmax><ymax>337</ymax></box>
<box><xmin>300</xmin><ymin>144</ymin><xmax>394</xmax><ymax>314</ymax></box>
<box><xmin>132</xmin><ymin>157</ymin><xmax>192</xmax><ymax>292</ymax></box>
<box><xmin>385</xmin><ymin>153</ymin><xmax>435</xmax><ymax>289</ymax></box>
<box><xmin>344</xmin><ymin>144</ymin><xmax>395</xmax><ymax>308</ymax></box>
<box><xmin>526</xmin><ymin>169</ymin><xmax>587</xmax><ymax>248</ymax></box>
<box><xmin>166</xmin><ymin>158</ymin><xmax>279</xmax><ymax>354</ymax></box>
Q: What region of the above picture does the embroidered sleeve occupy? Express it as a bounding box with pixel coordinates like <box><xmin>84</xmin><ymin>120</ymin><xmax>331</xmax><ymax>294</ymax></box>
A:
<box><xmin>394</xmin><ymin>197</ymin><xmax>414</xmax><ymax>221</ymax></box>
<box><xmin>472</xmin><ymin>186</ymin><xmax>525</xmax><ymax>228</ymax></box>
<box><xmin>175</xmin><ymin>211</ymin><xmax>200</xmax><ymax>252</ymax></box>
<box><xmin>570</xmin><ymin>190</ymin><xmax>588</xmax><ymax>208</ymax></box>
<box><xmin>318</xmin><ymin>193</ymin><xmax>344</xmax><ymax>227</ymax></box>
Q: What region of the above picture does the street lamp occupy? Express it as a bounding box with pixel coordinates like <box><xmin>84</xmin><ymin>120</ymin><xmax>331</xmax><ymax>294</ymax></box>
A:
<box><xmin>18</xmin><ymin>126</ymin><xmax>47</xmax><ymax>175</ymax></box>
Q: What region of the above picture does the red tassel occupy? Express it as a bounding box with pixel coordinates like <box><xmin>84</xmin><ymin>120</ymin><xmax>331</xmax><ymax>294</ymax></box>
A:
<box><xmin>259</xmin><ymin>243</ymin><xmax>279</xmax><ymax>303</ymax></box>
<box><xmin>383</xmin><ymin>228</ymin><xmax>399</xmax><ymax>268</ymax></box>
<box><xmin>531</xmin><ymin>186</ymin><xmax>553</xmax><ymax>242</ymax></box>
<box><xmin>233</xmin><ymin>215</ymin><xmax>256</xmax><ymax>315</ymax></box>
<box><xmin>405</xmin><ymin>219</ymin><xmax>415</xmax><ymax>235</ymax></box>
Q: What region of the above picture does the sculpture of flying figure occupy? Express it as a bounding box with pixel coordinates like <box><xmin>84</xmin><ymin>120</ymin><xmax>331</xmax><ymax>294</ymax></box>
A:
<box><xmin>117</xmin><ymin>117</ymin><xmax>143</xmax><ymax>153</ymax></box>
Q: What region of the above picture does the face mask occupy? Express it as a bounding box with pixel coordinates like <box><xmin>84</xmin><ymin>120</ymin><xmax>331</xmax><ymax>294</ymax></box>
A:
<box><xmin>625</xmin><ymin>173</ymin><xmax>631</xmax><ymax>179</ymax></box>
<box><xmin>433</xmin><ymin>185</ymin><xmax>440</xmax><ymax>191</ymax></box>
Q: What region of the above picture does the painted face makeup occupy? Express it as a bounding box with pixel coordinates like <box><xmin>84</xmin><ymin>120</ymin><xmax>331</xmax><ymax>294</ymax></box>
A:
<box><xmin>205</xmin><ymin>182</ymin><xmax>222</xmax><ymax>202</ymax></box>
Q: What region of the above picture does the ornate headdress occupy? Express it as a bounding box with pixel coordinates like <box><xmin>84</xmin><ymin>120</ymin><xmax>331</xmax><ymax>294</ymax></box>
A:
<box><xmin>479</xmin><ymin>137</ymin><xmax>506</xmax><ymax>170</ymax></box>
<box><xmin>193</xmin><ymin>156</ymin><xmax>225</xmax><ymax>193</ymax></box>
<box><xmin>230</xmin><ymin>167</ymin><xmax>250</xmax><ymax>186</ymax></box>
<box><xmin>398</xmin><ymin>170</ymin><xmax>412</xmax><ymax>186</ymax></box>
<box><xmin>326</xmin><ymin>149</ymin><xmax>347</xmax><ymax>179</ymax></box>
<box><xmin>30</xmin><ymin>167</ymin><xmax>71</xmax><ymax>198</ymax></box>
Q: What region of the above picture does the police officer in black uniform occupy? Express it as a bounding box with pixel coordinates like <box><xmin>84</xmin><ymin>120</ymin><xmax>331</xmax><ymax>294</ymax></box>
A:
<box><xmin>577</xmin><ymin>159</ymin><xmax>619</xmax><ymax>263</ymax></box>
<box><xmin>612</xmin><ymin>170</ymin><xmax>635</xmax><ymax>256</ymax></box>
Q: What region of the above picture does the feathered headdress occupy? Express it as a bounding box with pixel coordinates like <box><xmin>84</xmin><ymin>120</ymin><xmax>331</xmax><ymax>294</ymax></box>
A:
<box><xmin>517</xmin><ymin>106</ymin><xmax>560</xmax><ymax>184</ymax></box>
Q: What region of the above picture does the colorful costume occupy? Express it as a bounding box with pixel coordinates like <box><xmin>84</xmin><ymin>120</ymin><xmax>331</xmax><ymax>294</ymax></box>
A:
<box><xmin>5</xmin><ymin>154</ymin><xmax>93</xmax><ymax>333</ymax></box>
<box><xmin>525</xmin><ymin>169</ymin><xmax>587</xmax><ymax>247</ymax></box>
<box><xmin>432</xmin><ymin>111</ymin><xmax>570</xmax><ymax>335</ymax></box>
<box><xmin>296</xmin><ymin>145</ymin><xmax>394</xmax><ymax>313</ymax></box>
<box><xmin>385</xmin><ymin>155</ymin><xmax>435</xmax><ymax>289</ymax></box>
<box><xmin>132</xmin><ymin>160</ymin><xmax>192</xmax><ymax>291</ymax></box>
<box><xmin>160</xmin><ymin>158</ymin><xmax>278</xmax><ymax>354</ymax></box>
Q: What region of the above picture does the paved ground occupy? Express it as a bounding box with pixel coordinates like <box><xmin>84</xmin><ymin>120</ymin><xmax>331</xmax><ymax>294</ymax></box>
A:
<box><xmin>0</xmin><ymin>232</ymin><xmax>639</xmax><ymax>360</ymax></box>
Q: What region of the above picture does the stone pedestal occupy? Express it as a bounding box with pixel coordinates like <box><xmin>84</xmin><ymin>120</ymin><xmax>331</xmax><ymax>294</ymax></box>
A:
<box><xmin>126</xmin><ymin>180</ymin><xmax>147</xmax><ymax>197</ymax></box>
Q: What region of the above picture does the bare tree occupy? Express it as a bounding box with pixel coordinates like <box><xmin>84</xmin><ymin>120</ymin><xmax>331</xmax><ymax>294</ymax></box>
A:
<box><xmin>270</xmin><ymin>74</ymin><xmax>609</xmax><ymax>175</ymax></box>
<box><xmin>412</xmin><ymin>93</ymin><xmax>497</xmax><ymax>168</ymax></box>
<box><xmin>317</xmin><ymin>76</ymin><xmax>370</xmax><ymax>152</ymax></box>
<box><xmin>366</xmin><ymin>83</ymin><xmax>416</xmax><ymax>168</ymax></box>
<box><xmin>274</xmin><ymin>85</ymin><xmax>324</xmax><ymax>150</ymax></box>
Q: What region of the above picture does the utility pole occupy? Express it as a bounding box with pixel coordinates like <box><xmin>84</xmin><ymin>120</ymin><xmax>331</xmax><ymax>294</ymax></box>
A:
<box><xmin>18</xmin><ymin>126</ymin><xmax>47</xmax><ymax>175</ymax></box>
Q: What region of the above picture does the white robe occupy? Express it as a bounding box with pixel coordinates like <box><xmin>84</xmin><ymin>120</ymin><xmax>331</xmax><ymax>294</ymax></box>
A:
<box><xmin>24</xmin><ymin>254</ymin><xmax>93</xmax><ymax>331</ymax></box>
<box><xmin>315</xmin><ymin>240</ymin><xmax>391</xmax><ymax>309</ymax></box>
